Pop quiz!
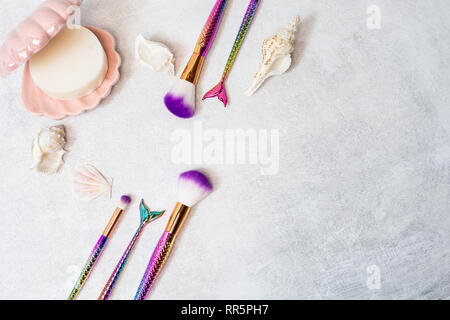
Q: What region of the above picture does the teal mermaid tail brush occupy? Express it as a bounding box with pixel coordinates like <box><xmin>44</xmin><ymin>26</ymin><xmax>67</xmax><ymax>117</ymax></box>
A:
<box><xmin>203</xmin><ymin>0</ymin><xmax>261</xmax><ymax>107</ymax></box>
<box><xmin>98</xmin><ymin>200</ymin><xmax>164</xmax><ymax>300</ymax></box>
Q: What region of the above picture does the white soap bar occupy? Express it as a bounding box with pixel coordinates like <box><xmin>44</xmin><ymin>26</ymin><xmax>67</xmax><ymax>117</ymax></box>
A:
<box><xmin>29</xmin><ymin>26</ymin><xmax>108</xmax><ymax>100</ymax></box>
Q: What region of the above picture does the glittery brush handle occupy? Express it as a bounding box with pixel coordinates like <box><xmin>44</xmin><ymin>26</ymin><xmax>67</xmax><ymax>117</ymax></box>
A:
<box><xmin>134</xmin><ymin>231</ymin><xmax>176</xmax><ymax>300</ymax></box>
<box><xmin>98</xmin><ymin>201</ymin><xmax>165</xmax><ymax>300</ymax></box>
<box><xmin>98</xmin><ymin>226</ymin><xmax>144</xmax><ymax>300</ymax></box>
<box><xmin>203</xmin><ymin>0</ymin><xmax>261</xmax><ymax>107</ymax></box>
<box><xmin>221</xmin><ymin>0</ymin><xmax>261</xmax><ymax>80</ymax></box>
<box><xmin>180</xmin><ymin>0</ymin><xmax>229</xmax><ymax>85</ymax></box>
<box><xmin>68</xmin><ymin>235</ymin><xmax>108</xmax><ymax>300</ymax></box>
<box><xmin>194</xmin><ymin>0</ymin><xmax>229</xmax><ymax>57</ymax></box>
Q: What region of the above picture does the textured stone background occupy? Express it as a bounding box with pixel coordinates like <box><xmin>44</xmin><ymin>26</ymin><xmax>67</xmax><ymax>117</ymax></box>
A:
<box><xmin>0</xmin><ymin>0</ymin><xmax>449</xmax><ymax>299</ymax></box>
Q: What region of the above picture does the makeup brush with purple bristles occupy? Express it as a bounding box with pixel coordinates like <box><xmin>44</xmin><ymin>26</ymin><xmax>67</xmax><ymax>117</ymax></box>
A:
<box><xmin>164</xmin><ymin>0</ymin><xmax>229</xmax><ymax>118</ymax></box>
<box><xmin>135</xmin><ymin>170</ymin><xmax>213</xmax><ymax>299</ymax></box>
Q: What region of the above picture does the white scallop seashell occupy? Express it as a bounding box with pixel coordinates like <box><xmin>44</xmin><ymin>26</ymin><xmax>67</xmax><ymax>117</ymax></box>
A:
<box><xmin>246</xmin><ymin>16</ymin><xmax>300</xmax><ymax>96</ymax></box>
<box><xmin>72</xmin><ymin>165</ymin><xmax>112</xmax><ymax>201</ymax></box>
<box><xmin>31</xmin><ymin>125</ymin><xmax>67</xmax><ymax>174</ymax></box>
<box><xmin>135</xmin><ymin>34</ymin><xmax>175</xmax><ymax>76</ymax></box>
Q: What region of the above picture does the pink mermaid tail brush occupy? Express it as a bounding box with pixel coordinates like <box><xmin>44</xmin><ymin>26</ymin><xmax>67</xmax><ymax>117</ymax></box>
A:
<box><xmin>203</xmin><ymin>81</ymin><xmax>228</xmax><ymax>106</ymax></box>
<box><xmin>203</xmin><ymin>0</ymin><xmax>261</xmax><ymax>107</ymax></box>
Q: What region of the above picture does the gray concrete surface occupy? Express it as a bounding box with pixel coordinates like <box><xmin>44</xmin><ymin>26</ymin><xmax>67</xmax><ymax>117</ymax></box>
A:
<box><xmin>0</xmin><ymin>0</ymin><xmax>449</xmax><ymax>299</ymax></box>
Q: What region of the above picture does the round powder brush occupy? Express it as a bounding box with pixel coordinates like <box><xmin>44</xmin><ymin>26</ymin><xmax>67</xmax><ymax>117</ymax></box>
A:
<box><xmin>134</xmin><ymin>170</ymin><xmax>213</xmax><ymax>300</ymax></box>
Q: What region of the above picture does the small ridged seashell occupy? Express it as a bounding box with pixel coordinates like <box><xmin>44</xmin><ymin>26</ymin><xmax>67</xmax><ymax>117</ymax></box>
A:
<box><xmin>72</xmin><ymin>164</ymin><xmax>112</xmax><ymax>201</ymax></box>
<box><xmin>31</xmin><ymin>125</ymin><xmax>67</xmax><ymax>174</ymax></box>
<box><xmin>246</xmin><ymin>16</ymin><xmax>300</xmax><ymax>96</ymax></box>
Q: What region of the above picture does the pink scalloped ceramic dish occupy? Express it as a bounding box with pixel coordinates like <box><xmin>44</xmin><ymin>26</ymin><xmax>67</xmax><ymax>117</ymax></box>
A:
<box><xmin>0</xmin><ymin>0</ymin><xmax>83</xmax><ymax>77</ymax></box>
<box><xmin>22</xmin><ymin>26</ymin><xmax>121</xmax><ymax>120</ymax></box>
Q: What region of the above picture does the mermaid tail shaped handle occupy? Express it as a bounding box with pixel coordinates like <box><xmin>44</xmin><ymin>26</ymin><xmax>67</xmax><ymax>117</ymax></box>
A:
<box><xmin>203</xmin><ymin>81</ymin><xmax>228</xmax><ymax>107</ymax></box>
<box><xmin>98</xmin><ymin>227</ymin><xmax>143</xmax><ymax>300</ymax></box>
<box><xmin>99</xmin><ymin>200</ymin><xmax>165</xmax><ymax>300</ymax></box>
<box><xmin>203</xmin><ymin>0</ymin><xmax>261</xmax><ymax>107</ymax></box>
<box><xmin>134</xmin><ymin>231</ymin><xmax>176</xmax><ymax>300</ymax></box>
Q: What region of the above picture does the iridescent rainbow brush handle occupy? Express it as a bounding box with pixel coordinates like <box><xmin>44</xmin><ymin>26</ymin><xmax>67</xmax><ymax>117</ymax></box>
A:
<box><xmin>203</xmin><ymin>0</ymin><xmax>261</xmax><ymax>107</ymax></box>
<box><xmin>220</xmin><ymin>0</ymin><xmax>261</xmax><ymax>80</ymax></box>
<box><xmin>68</xmin><ymin>235</ymin><xmax>108</xmax><ymax>300</ymax></box>
<box><xmin>134</xmin><ymin>231</ymin><xmax>176</xmax><ymax>300</ymax></box>
<box><xmin>134</xmin><ymin>202</ymin><xmax>193</xmax><ymax>300</ymax></box>
<box><xmin>98</xmin><ymin>227</ymin><xmax>143</xmax><ymax>300</ymax></box>
<box><xmin>195</xmin><ymin>0</ymin><xmax>229</xmax><ymax>57</ymax></box>
<box><xmin>68</xmin><ymin>198</ymin><xmax>129</xmax><ymax>300</ymax></box>
<box><xmin>181</xmin><ymin>0</ymin><xmax>229</xmax><ymax>84</ymax></box>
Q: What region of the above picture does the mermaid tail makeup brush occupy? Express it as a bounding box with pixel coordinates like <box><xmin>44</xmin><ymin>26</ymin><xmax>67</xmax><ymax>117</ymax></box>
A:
<box><xmin>68</xmin><ymin>195</ymin><xmax>131</xmax><ymax>300</ymax></box>
<box><xmin>164</xmin><ymin>0</ymin><xmax>229</xmax><ymax>118</ymax></box>
<box><xmin>203</xmin><ymin>0</ymin><xmax>261</xmax><ymax>107</ymax></box>
<box><xmin>134</xmin><ymin>171</ymin><xmax>213</xmax><ymax>300</ymax></box>
<box><xmin>98</xmin><ymin>200</ymin><xmax>165</xmax><ymax>300</ymax></box>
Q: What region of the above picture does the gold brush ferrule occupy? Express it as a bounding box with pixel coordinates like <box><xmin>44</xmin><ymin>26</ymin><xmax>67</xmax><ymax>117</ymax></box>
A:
<box><xmin>102</xmin><ymin>207</ymin><xmax>125</xmax><ymax>238</ymax></box>
<box><xmin>180</xmin><ymin>53</ymin><xmax>205</xmax><ymax>85</ymax></box>
<box><xmin>165</xmin><ymin>202</ymin><xmax>192</xmax><ymax>237</ymax></box>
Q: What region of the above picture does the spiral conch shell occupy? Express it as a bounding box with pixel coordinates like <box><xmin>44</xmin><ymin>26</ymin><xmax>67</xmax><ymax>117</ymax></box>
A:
<box><xmin>246</xmin><ymin>16</ymin><xmax>300</xmax><ymax>96</ymax></box>
<box><xmin>31</xmin><ymin>126</ymin><xmax>67</xmax><ymax>174</ymax></box>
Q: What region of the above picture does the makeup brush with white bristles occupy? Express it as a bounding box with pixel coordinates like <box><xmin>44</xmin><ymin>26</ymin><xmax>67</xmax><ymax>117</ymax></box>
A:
<box><xmin>134</xmin><ymin>170</ymin><xmax>213</xmax><ymax>300</ymax></box>
<box><xmin>164</xmin><ymin>0</ymin><xmax>229</xmax><ymax>118</ymax></box>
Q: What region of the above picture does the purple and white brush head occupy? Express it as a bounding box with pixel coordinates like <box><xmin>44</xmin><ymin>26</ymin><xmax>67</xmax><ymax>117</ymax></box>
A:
<box><xmin>164</xmin><ymin>78</ymin><xmax>196</xmax><ymax>119</ymax></box>
<box><xmin>177</xmin><ymin>170</ymin><xmax>213</xmax><ymax>207</ymax></box>
<box><xmin>119</xmin><ymin>195</ymin><xmax>132</xmax><ymax>210</ymax></box>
